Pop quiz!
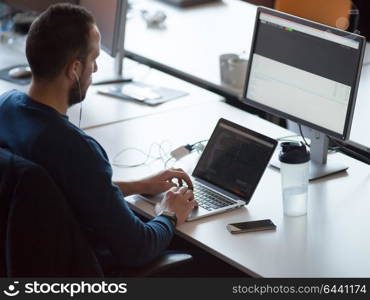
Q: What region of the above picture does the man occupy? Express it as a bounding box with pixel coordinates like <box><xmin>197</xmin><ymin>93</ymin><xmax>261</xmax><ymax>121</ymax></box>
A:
<box><xmin>0</xmin><ymin>4</ymin><xmax>197</xmax><ymax>274</ymax></box>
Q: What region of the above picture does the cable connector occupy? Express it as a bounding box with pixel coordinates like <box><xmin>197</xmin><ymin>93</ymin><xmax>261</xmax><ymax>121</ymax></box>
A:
<box><xmin>170</xmin><ymin>144</ymin><xmax>192</xmax><ymax>160</ymax></box>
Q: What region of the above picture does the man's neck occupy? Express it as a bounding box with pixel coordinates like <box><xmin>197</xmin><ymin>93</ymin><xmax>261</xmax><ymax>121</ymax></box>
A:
<box><xmin>28</xmin><ymin>81</ymin><xmax>69</xmax><ymax>115</ymax></box>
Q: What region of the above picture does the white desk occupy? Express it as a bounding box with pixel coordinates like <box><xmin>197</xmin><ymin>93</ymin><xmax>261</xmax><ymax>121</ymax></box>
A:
<box><xmin>68</xmin><ymin>53</ymin><xmax>223</xmax><ymax>129</ymax></box>
<box><xmin>85</xmin><ymin>100</ymin><xmax>370</xmax><ymax>277</ymax></box>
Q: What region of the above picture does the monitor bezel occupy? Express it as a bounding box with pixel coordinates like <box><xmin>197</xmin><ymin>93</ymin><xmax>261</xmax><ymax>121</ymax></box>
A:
<box><xmin>242</xmin><ymin>6</ymin><xmax>366</xmax><ymax>140</ymax></box>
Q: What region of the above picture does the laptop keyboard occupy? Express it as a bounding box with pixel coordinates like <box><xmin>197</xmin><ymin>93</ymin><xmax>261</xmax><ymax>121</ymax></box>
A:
<box><xmin>193</xmin><ymin>182</ymin><xmax>236</xmax><ymax>211</ymax></box>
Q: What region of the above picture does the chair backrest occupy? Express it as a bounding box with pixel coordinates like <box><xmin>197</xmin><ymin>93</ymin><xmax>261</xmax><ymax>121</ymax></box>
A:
<box><xmin>0</xmin><ymin>148</ymin><xmax>103</xmax><ymax>277</ymax></box>
<box><xmin>274</xmin><ymin>0</ymin><xmax>352</xmax><ymax>30</ymax></box>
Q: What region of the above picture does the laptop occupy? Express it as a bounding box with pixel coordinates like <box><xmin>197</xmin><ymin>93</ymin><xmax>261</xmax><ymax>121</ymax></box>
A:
<box><xmin>140</xmin><ymin>118</ymin><xmax>277</xmax><ymax>221</ymax></box>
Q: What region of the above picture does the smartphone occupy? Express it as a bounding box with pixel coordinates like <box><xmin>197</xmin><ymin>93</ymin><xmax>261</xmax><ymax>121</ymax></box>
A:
<box><xmin>226</xmin><ymin>219</ymin><xmax>276</xmax><ymax>234</ymax></box>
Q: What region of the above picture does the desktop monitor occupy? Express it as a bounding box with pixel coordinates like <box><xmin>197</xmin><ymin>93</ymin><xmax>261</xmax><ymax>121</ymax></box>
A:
<box><xmin>4</xmin><ymin>0</ymin><xmax>124</xmax><ymax>63</ymax></box>
<box><xmin>79</xmin><ymin>0</ymin><xmax>186</xmax><ymax>103</ymax></box>
<box><xmin>78</xmin><ymin>0</ymin><xmax>127</xmax><ymax>79</ymax></box>
<box><xmin>242</xmin><ymin>7</ymin><xmax>365</xmax><ymax>179</ymax></box>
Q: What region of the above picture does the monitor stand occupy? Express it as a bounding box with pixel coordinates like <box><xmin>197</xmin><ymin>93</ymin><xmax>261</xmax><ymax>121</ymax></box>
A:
<box><xmin>270</xmin><ymin>130</ymin><xmax>348</xmax><ymax>181</ymax></box>
<box><xmin>96</xmin><ymin>50</ymin><xmax>187</xmax><ymax>105</ymax></box>
<box><xmin>93</xmin><ymin>51</ymin><xmax>132</xmax><ymax>85</ymax></box>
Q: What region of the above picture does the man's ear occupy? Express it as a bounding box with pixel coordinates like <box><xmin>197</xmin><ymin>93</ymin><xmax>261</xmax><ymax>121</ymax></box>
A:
<box><xmin>66</xmin><ymin>59</ymin><xmax>82</xmax><ymax>82</ymax></box>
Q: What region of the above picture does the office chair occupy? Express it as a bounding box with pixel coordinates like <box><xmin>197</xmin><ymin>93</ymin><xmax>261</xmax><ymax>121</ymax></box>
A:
<box><xmin>275</xmin><ymin>0</ymin><xmax>352</xmax><ymax>30</ymax></box>
<box><xmin>0</xmin><ymin>148</ymin><xmax>192</xmax><ymax>277</ymax></box>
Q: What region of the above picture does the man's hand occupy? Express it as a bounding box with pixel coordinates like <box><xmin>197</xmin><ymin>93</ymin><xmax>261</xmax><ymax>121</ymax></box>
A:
<box><xmin>140</xmin><ymin>168</ymin><xmax>193</xmax><ymax>196</ymax></box>
<box><xmin>115</xmin><ymin>168</ymin><xmax>193</xmax><ymax>197</ymax></box>
<box><xmin>155</xmin><ymin>186</ymin><xmax>197</xmax><ymax>226</ymax></box>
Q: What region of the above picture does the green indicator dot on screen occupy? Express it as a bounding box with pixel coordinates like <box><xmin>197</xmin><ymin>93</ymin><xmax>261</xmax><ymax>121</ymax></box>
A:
<box><xmin>288</xmin><ymin>28</ymin><xmax>294</xmax><ymax>32</ymax></box>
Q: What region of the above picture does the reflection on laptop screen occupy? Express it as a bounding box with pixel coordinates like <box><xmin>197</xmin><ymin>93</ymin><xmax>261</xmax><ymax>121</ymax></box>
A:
<box><xmin>193</xmin><ymin>119</ymin><xmax>276</xmax><ymax>201</ymax></box>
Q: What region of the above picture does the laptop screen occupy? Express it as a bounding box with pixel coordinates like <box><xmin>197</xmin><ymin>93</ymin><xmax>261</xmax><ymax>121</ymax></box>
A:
<box><xmin>193</xmin><ymin>119</ymin><xmax>277</xmax><ymax>202</ymax></box>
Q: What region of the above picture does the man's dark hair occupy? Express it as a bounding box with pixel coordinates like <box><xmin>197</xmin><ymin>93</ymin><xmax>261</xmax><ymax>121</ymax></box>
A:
<box><xmin>26</xmin><ymin>3</ymin><xmax>95</xmax><ymax>80</ymax></box>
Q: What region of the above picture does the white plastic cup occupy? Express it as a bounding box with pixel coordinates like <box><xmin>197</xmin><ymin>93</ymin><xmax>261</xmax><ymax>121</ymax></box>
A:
<box><xmin>219</xmin><ymin>53</ymin><xmax>248</xmax><ymax>90</ymax></box>
<box><xmin>279</xmin><ymin>142</ymin><xmax>310</xmax><ymax>217</ymax></box>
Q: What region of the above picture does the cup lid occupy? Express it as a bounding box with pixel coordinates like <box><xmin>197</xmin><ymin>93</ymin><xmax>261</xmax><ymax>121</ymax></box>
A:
<box><xmin>279</xmin><ymin>141</ymin><xmax>310</xmax><ymax>164</ymax></box>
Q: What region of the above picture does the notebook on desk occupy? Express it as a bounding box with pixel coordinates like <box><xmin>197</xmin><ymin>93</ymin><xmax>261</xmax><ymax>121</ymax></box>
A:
<box><xmin>139</xmin><ymin>118</ymin><xmax>277</xmax><ymax>221</ymax></box>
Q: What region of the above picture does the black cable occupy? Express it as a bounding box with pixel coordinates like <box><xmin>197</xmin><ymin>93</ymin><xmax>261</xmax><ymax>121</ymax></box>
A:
<box><xmin>298</xmin><ymin>125</ymin><xmax>340</xmax><ymax>153</ymax></box>
<box><xmin>298</xmin><ymin>124</ymin><xmax>310</xmax><ymax>148</ymax></box>
<box><xmin>351</xmin><ymin>1</ymin><xmax>360</xmax><ymax>33</ymax></box>
<box><xmin>189</xmin><ymin>139</ymin><xmax>208</xmax><ymax>148</ymax></box>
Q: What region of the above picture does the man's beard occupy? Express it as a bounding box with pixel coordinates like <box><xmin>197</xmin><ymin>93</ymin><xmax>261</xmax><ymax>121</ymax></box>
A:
<box><xmin>68</xmin><ymin>81</ymin><xmax>86</xmax><ymax>107</ymax></box>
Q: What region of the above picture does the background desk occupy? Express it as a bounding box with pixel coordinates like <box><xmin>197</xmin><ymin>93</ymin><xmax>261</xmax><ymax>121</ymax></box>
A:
<box><xmin>0</xmin><ymin>38</ymin><xmax>223</xmax><ymax>129</ymax></box>
<box><xmin>85</xmin><ymin>100</ymin><xmax>370</xmax><ymax>277</ymax></box>
<box><xmin>126</xmin><ymin>0</ymin><xmax>370</xmax><ymax>151</ymax></box>
<box><xmin>126</xmin><ymin>0</ymin><xmax>256</xmax><ymax>95</ymax></box>
<box><xmin>68</xmin><ymin>55</ymin><xmax>223</xmax><ymax>129</ymax></box>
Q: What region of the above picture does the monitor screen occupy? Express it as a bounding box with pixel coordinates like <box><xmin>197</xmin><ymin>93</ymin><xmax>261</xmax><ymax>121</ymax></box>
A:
<box><xmin>243</xmin><ymin>7</ymin><xmax>365</xmax><ymax>140</ymax></box>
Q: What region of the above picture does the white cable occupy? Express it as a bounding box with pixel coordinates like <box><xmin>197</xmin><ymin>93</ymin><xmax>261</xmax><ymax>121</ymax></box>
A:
<box><xmin>164</xmin><ymin>157</ymin><xmax>175</xmax><ymax>169</ymax></box>
<box><xmin>112</xmin><ymin>139</ymin><xmax>208</xmax><ymax>169</ymax></box>
<box><xmin>78</xmin><ymin>103</ymin><xmax>82</xmax><ymax>128</ymax></box>
<box><xmin>113</xmin><ymin>141</ymin><xmax>171</xmax><ymax>168</ymax></box>
<box><xmin>75</xmin><ymin>73</ymin><xmax>83</xmax><ymax>128</ymax></box>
